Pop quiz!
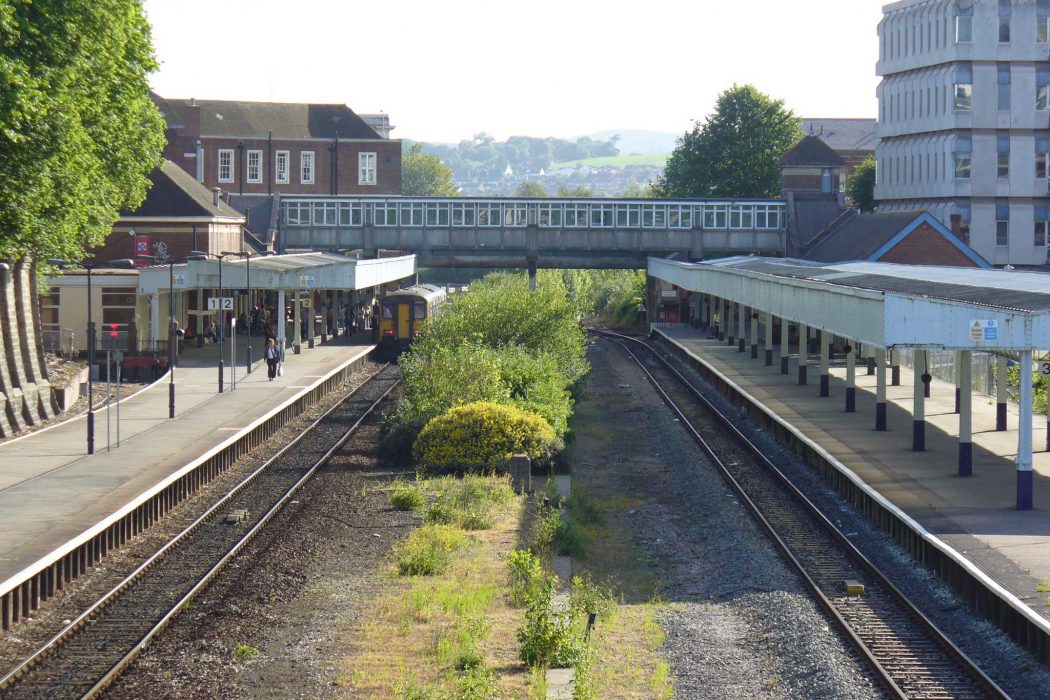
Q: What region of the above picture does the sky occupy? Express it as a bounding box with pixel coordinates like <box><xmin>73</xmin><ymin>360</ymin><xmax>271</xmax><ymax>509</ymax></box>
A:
<box><xmin>143</xmin><ymin>0</ymin><xmax>888</xmax><ymax>144</ymax></box>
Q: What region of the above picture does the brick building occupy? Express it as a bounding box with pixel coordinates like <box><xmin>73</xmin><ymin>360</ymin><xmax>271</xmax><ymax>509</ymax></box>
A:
<box><xmin>152</xmin><ymin>93</ymin><xmax>401</xmax><ymax>196</ymax></box>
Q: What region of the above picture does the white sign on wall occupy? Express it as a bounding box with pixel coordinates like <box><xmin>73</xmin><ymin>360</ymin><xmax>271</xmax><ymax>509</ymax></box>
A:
<box><xmin>299</xmin><ymin>275</ymin><xmax>315</xmax><ymax>289</ymax></box>
<box><xmin>207</xmin><ymin>297</ymin><xmax>234</xmax><ymax>311</ymax></box>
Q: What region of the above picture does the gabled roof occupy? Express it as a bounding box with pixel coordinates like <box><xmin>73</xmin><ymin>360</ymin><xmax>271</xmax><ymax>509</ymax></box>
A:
<box><xmin>780</xmin><ymin>135</ymin><xmax>845</xmax><ymax>167</ymax></box>
<box><xmin>154</xmin><ymin>95</ymin><xmax>383</xmax><ymax>140</ymax></box>
<box><xmin>801</xmin><ymin>118</ymin><xmax>878</xmax><ymax>152</ymax></box>
<box><xmin>120</xmin><ymin>160</ymin><xmax>245</xmax><ymax>221</ymax></box>
<box><xmin>804</xmin><ymin>211</ymin><xmax>990</xmax><ymax>268</ymax></box>
<box><xmin>788</xmin><ymin>193</ymin><xmax>845</xmax><ymax>250</ymax></box>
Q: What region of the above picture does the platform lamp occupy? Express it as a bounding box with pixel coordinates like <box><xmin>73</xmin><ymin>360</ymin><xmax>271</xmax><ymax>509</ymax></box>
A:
<box><xmin>47</xmin><ymin>257</ymin><xmax>136</xmax><ymax>455</ymax></box>
<box><xmin>188</xmin><ymin>251</ymin><xmax>235</xmax><ymax>393</ymax></box>
<box><xmin>137</xmin><ymin>255</ymin><xmax>189</xmax><ymax>419</ymax></box>
<box><xmin>222</xmin><ymin>250</ymin><xmax>253</xmax><ymax>373</ymax></box>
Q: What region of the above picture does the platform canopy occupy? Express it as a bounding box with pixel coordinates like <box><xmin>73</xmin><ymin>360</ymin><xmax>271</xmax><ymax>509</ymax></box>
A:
<box><xmin>649</xmin><ymin>256</ymin><xmax>1050</xmax><ymax>351</ymax></box>
<box><xmin>138</xmin><ymin>252</ymin><xmax>416</xmax><ymax>295</ymax></box>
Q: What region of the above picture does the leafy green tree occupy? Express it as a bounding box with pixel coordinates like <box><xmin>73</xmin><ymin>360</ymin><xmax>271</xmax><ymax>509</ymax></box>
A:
<box><xmin>0</xmin><ymin>0</ymin><xmax>166</xmax><ymax>263</ymax></box>
<box><xmin>846</xmin><ymin>156</ymin><xmax>877</xmax><ymax>213</ymax></box>
<box><xmin>655</xmin><ymin>84</ymin><xmax>802</xmax><ymax>199</ymax></box>
<box><xmin>515</xmin><ymin>180</ymin><xmax>548</xmax><ymax>197</ymax></box>
<box><xmin>401</xmin><ymin>143</ymin><xmax>458</xmax><ymax>196</ymax></box>
<box><xmin>620</xmin><ymin>182</ymin><xmax>652</xmax><ymax>198</ymax></box>
<box><xmin>556</xmin><ymin>184</ymin><xmax>595</xmax><ymax>198</ymax></box>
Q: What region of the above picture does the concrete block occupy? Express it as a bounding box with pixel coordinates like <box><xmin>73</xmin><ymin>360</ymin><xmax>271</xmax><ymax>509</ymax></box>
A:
<box><xmin>509</xmin><ymin>454</ymin><xmax>531</xmax><ymax>494</ymax></box>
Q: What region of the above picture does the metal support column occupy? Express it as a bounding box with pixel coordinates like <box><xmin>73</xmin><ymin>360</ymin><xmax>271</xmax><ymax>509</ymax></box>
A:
<box><xmin>913</xmin><ymin>352</ymin><xmax>926</xmax><ymax>451</ymax></box>
<box><xmin>764</xmin><ymin>313</ymin><xmax>773</xmax><ymax>366</ymax></box>
<box><xmin>797</xmin><ymin>323</ymin><xmax>808</xmax><ymax>385</ymax></box>
<box><xmin>890</xmin><ymin>347</ymin><xmax>900</xmax><ymax>386</ymax></box>
<box><xmin>749</xmin><ymin>309</ymin><xmax>758</xmax><ymax>359</ymax></box>
<box><xmin>820</xmin><ymin>329</ymin><xmax>830</xmax><ymax>397</ymax></box>
<box><xmin>1017</xmin><ymin>350</ymin><xmax>1033</xmax><ymax>510</ymax></box>
<box><xmin>737</xmin><ymin>303</ymin><xmax>746</xmax><ymax>352</ymax></box>
<box><xmin>996</xmin><ymin>355</ymin><xmax>1008</xmax><ymax>431</ymax></box>
<box><xmin>875</xmin><ymin>348</ymin><xmax>887</xmax><ymax>430</ymax></box>
<box><xmin>959</xmin><ymin>350</ymin><xmax>972</xmax><ymax>476</ymax></box>
<box><xmin>780</xmin><ymin>318</ymin><xmax>790</xmax><ymax>375</ymax></box>
<box><xmin>845</xmin><ymin>342</ymin><xmax>856</xmax><ymax>413</ymax></box>
<box><xmin>276</xmin><ymin>289</ymin><xmax>286</xmax><ymax>360</ymax></box>
<box><xmin>293</xmin><ymin>289</ymin><xmax>302</xmax><ymax>355</ymax></box>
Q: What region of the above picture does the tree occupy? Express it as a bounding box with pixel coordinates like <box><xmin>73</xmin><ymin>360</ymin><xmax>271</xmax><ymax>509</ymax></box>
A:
<box><xmin>401</xmin><ymin>143</ymin><xmax>458</xmax><ymax>196</ymax></box>
<box><xmin>515</xmin><ymin>180</ymin><xmax>548</xmax><ymax>197</ymax></box>
<box><xmin>655</xmin><ymin>84</ymin><xmax>802</xmax><ymax>199</ymax></box>
<box><xmin>620</xmin><ymin>182</ymin><xmax>652</xmax><ymax>198</ymax></box>
<box><xmin>0</xmin><ymin>0</ymin><xmax>166</xmax><ymax>263</ymax></box>
<box><xmin>846</xmin><ymin>156</ymin><xmax>877</xmax><ymax>213</ymax></box>
<box><xmin>556</xmin><ymin>184</ymin><xmax>595</xmax><ymax>198</ymax></box>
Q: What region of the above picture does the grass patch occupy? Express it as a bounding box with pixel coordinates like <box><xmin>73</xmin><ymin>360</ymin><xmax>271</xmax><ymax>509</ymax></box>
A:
<box><xmin>389</xmin><ymin>479</ymin><xmax>427</xmax><ymax>511</ymax></box>
<box><xmin>393</xmin><ymin>524</ymin><xmax>468</xmax><ymax>576</ymax></box>
<box><xmin>549</xmin><ymin>153</ymin><xmax>670</xmax><ymax>170</ymax></box>
<box><xmin>234</xmin><ymin>643</ymin><xmax>260</xmax><ymax>661</ymax></box>
<box><xmin>1036</xmin><ymin>580</ymin><xmax>1050</xmax><ymax>593</ymax></box>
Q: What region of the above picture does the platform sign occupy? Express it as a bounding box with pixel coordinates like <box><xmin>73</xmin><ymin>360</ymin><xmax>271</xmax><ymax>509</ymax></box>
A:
<box><xmin>969</xmin><ymin>319</ymin><xmax>998</xmax><ymax>342</ymax></box>
<box><xmin>299</xmin><ymin>275</ymin><xmax>315</xmax><ymax>289</ymax></box>
<box><xmin>172</xmin><ymin>273</ymin><xmax>186</xmax><ymax>288</ymax></box>
<box><xmin>207</xmin><ymin>297</ymin><xmax>234</xmax><ymax>311</ymax></box>
<box><xmin>1040</xmin><ymin>361</ymin><xmax>1050</xmax><ymax>376</ymax></box>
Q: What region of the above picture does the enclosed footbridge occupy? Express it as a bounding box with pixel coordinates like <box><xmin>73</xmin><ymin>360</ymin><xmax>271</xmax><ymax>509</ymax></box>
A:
<box><xmin>278</xmin><ymin>196</ymin><xmax>786</xmax><ymax>268</ymax></box>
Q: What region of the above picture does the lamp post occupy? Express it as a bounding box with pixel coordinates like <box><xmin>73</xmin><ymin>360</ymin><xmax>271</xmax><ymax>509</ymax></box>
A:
<box><xmin>47</xmin><ymin>258</ymin><xmax>136</xmax><ymax>454</ymax></box>
<box><xmin>137</xmin><ymin>255</ymin><xmax>189</xmax><ymax>418</ymax></box>
<box><xmin>189</xmin><ymin>251</ymin><xmax>235</xmax><ymax>393</ymax></box>
<box><xmin>222</xmin><ymin>250</ymin><xmax>253</xmax><ymax>373</ymax></box>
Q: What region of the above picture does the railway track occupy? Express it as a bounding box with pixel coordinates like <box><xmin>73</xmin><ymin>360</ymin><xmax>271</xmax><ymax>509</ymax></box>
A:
<box><xmin>592</xmin><ymin>329</ymin><xmax>1008</xmax><ymax>700</ymax></box>
<box><xmin>0</xmin><ymin>363</ymin><xmax>400</xmax><ymax>700</ymax></box>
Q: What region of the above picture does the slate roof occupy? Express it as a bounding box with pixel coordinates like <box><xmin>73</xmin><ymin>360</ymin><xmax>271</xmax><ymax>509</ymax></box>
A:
<box><xmin>804</xmin><ymin>211</ymin><xmax>925</xmax><ymax>262</ymax></box>
<box><xmin>801</xmin><ymin>118</ymin><xmax>878</xmax><ymax>152</ymax></box>
<box><xmin>780</xmin><ymin>135</ymin><xmax>845</xmax><ymax>167</ymax></box>
<box><xmin>228</xmin><ymin>194</ymin><xmax>279</xmax><ymax>246</ymax></box>
<box><xmin>120</xmin><ymin>160</ymin><xmax>245</xmax><ymax>220</ymax></box>
<box><xmin>154</xmin><ymin>96</ymin><xmax>382</xmax><ymax>140</ymax></box>
<box><xmin>788</xmin><ymin>194</ymin><xmax>845</xmax><ymax>250</ymax></box>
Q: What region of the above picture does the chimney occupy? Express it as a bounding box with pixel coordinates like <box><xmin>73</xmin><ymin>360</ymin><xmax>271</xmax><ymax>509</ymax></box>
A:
<box><xmin>949</xmin><ymin>213</ymin><xmax>962</xmax><ymax>240</ymax></box>
<box><xmin>212</xmin><ymin>187</ymin><xmax>221</xmax><ymax>207</ymax></box>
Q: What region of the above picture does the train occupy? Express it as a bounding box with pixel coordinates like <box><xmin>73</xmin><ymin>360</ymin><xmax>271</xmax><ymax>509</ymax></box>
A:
<box><xmin>377</xmin><ymin>284</ymin><xmax>447</xmax><ymax>358</ymax></box>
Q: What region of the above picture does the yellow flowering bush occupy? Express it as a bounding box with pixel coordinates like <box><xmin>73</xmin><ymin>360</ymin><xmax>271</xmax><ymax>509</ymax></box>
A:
<box><xmin>414</xmin><ymin>402</ymin><xmax>559</xmax><ymax>475</ymax></box>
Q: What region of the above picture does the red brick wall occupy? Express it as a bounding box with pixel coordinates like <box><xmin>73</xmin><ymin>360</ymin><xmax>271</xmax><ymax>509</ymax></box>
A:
<box><xmin>84</xmin><ymin>222</ymin><xmax>243</xmax><ymax>266</ymax></box>
<box><xmin>878</xmin><ymin>223</ymin><xmax>980</xmax><ymax>267</ymax></box>
<box><xmin>164</xmin><ymin>135</ymin><xmax>401</xmax><ymax>196</ymax></box>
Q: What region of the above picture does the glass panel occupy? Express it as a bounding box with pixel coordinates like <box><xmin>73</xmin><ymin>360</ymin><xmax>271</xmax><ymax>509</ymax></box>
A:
<box><xmin>414</xmin><ymin>301</ymin><xmax>426</xmax><ymax>320</ymax></box>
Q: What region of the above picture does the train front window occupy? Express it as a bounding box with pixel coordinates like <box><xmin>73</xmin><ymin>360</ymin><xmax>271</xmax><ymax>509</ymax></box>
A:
<box><xmin>414</xmin><ymin>301</ymin><xmax>426</xmax><ymax>319</ymax></box>
<box><xmin>382</xmin><ymin>303</ymin><xmax>394</xmax><ymax>319</ymax></box>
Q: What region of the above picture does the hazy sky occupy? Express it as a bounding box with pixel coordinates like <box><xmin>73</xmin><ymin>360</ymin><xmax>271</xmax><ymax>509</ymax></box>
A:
<box><xmin>144</xmin><ymin>0</ymin><xmax>887</xmax><ymax>144</ymax></box>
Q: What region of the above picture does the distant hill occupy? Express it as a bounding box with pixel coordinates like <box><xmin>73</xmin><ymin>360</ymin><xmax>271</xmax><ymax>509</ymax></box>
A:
<box><xmin>549</xmin><ymin>154</ymin><xmax>668</xmax><ymax>171</ymax></box>
<box><xmin>583</xmin><ymin>129</ymin><xmax>679</xmax><ymax>156</ymax></box>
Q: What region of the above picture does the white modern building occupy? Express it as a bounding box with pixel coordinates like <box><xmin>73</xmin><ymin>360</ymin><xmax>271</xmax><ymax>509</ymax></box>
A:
<box><xmin>876</xmin><ymin>0</ymin><xmax>1050</xmax><ymax>266</ymax></box>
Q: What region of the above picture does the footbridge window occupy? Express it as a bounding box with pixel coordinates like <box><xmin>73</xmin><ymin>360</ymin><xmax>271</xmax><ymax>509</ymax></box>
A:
<box><xmin>504</xmin><ymin>203</ymin><xmax>527</xmax><ymax>227</ymax></box>
<box><xmin>538</xmin><ymin>204</ymin><xmax>563</xmax><ymax>228</ymax></box>
<box><xmin>285</xmin><ymin>201</ymin><xmax>311</xmax><ymax>226</ymax></box>
<box><xmin>339</xmin><ymin>202</ymin><xmax>364</xmax><ymax>226</ymax></box>
<box><xmin>641</xmin><ymin>205</ymin><xmax>667</xmax><ymax>229</ymax></box>
<box><xmin>729</xmin><ymin>205</ymin><xmax>754</xmax><ymax>229</ymax></box>
<box><xmin>375</xmin><ymin>202</ymin><xmax>398</xmax><ymax>227</ymax></box>
<box><xmin>590</xmin><ymin>204</ymin><xmax>615</xmax><ymax>228</ymax></box>
<box><xmin>616</xmin><ymin>204</ymin><xmax>641</xmax><ymax>228</ymax></box>
<box><xmin>400</xmin><ymin>202</ymin><xmax>425</xmax><ymax>227</ymax></box>
<box><xmin>702</xmin><ymin>205</ymin><xmax>728</xmax><ymax>229</ymax></box>
<box><xmin>565</xmin><ymin>203</ymin><xmax>589</xmax><ymax>228</ymax></box>
<box><xmin>452</xmin><ymin>202</ymin><xmax>476</xmax><ymax>227</ymax></box>
<box><xmin>426</xmin><ymin>203</ymin><xmax>450</xmax><ymax>227</ymax></box>
<box><xmin>478</xmin><ymin>203</ymin><xmax>502</xmax><ymax>227</ymax></box>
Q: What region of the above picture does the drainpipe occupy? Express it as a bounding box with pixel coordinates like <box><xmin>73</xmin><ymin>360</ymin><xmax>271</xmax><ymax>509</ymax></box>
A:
<box><xmin>332</xmin><ymin>133</ymin><xmax>340</xmax><ymax>196</ymax></box>
<box><xmin>237</xmin><ymin>140</ymin><xmax>245</xmax><ymax>195</ymax></box>
<box><xmin>267</xmin><ymin>131</ymin><xmax>273</xmax><ymax>195</ymax></box>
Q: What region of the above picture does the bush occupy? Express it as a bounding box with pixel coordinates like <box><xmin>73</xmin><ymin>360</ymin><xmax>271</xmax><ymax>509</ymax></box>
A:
<box><xmin>508</xmin><ymin>548</ymin><xmax>545</xmax><ymax>607</ymax></box>
<box><xmin>389</xmin><ymin>480</ymin><xmax>426</xmax><ymax>511</ymax></box>
<box><xmin>425</xmin><ymin>500</ymin><xmax>457</xmax><ymax>525</ymax></box>
<box><xmin>393</xmin><ymin>524</ymin><xmax>468</xmax><ymax>576</ymax></box>
<box><xmin>378</xmin><ymin>418</ymin><xmax>421</xmax><ymax>467</ymax></box>
<box><xmin>517</xmin><ymin>574</ymin><xmax>583</xmax><ymax>669</ymax></box>
<box><xmin>414</xmin><ymin>402</ymin><xmax>559</xmax><ymax>475</ymax></box>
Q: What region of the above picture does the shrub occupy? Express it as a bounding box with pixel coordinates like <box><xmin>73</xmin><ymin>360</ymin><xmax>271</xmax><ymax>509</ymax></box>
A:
<box><xmin>517</xmin><ymin>574</ymin><xmax>583</xmax><ymax>668</ymax></box>
<box><xmin>414</xmin><ymin>402</ymin><xmax>559</xmax><ymax>475</ymax></box>
<box><xmin>378</xmin><ymin>418</ymin><xmax>421</xmax><ymax>467</ymax></box>
<box><xmin>425</xmin><ymin>500</ymin><xmax>457</xmax><ymax>525</ymax></box>
<box><xmin>459</xmin><ymin>508</ymin><xmax>495</xmax><ymax>531</ymax></box>
<box><xmin>508</xmin><ymin>548</ymin><xmax>545</xmax><ymax>607</ymax></box>
<box><xmin>389</xmin><ymin>479</ymin><xmax>426</xmax><ymax>511</ymax></box>
<box><xmin>234</xmin><ymin>643</ymin><xmax>260</xmax><ymax>660</ymax></box>
<box><xmin>393</xmin><ymin>524</ymin><xmax>468</xmax><ymax>576</ymax></box>
<box><xmin>568</xmin><ymin>575</ymin><xmax>617</xmax><ymax>622</ymax></box>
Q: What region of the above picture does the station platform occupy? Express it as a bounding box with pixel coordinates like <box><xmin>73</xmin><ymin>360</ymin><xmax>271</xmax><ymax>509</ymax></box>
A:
<box><xmin>656</xmin><ymin>326</ymin><xmax>1050</xmax><ymax>617</ymax></box>
<box><xmin>0</xmin><ymin>334</ymin><xmax>374</xmax><ymax>588</ymax></box>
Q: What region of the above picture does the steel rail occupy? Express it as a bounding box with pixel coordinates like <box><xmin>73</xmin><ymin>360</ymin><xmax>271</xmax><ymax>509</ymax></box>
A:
<box><xmin>591</xmin><ymin>328</ymin><xmax>1008</xmax><ymax>700</ymax></box>
<box><xmin>0</xmin><ymin>363</ymin><xmax>397</xmax><ymax>699</ymax></box>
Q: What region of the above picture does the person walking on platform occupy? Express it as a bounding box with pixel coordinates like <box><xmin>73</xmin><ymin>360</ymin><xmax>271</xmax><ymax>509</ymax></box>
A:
<box><xmin>265</xmin><ymin>338</ymin><xmax>280</xmax><ymax>381</ymax></box>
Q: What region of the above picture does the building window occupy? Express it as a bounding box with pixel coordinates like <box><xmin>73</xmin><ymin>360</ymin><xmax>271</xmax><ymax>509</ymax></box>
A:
<box><xmin>953</xmin><ymin>134</ymin><xmax>972</xmax><ymax>178</ymax></box>
<box><xmin>998</xmin><ymin>64</ymin><xmax>1011</xmax><ymax>111</ymax></box>
<box><xmin>998</xmin><ymin>0</ymin><xmax>1011</xmax><ymax>42</ymax></box>
<box><xmin>1036</xmin><ymin>207</ymin><xmax>1050</xmax><ymax>247</ymax></box>
<box><xmin>275</xmin><ymin>150</ymin><xmax>289</xmax><ymax>184</ymax></box>
<box><xmin>954</xmin><ymin>64</ymin><xmax>972</xmax><ymax>110</ymax></box>
<box><xmin>217</xmin><ymin>149</ymin><xmax>234</xmax><ymax>183</ymax></box>
<box><xmin>996</xmin><ymin>201</ymin><xmax>1009</xmax><ymax>247</ymax></box>
<box><xmin>101</xmin><ymin>288</ymin><xmax>136</xmax><ymax>329</ymax></box>
<box><xmin>246</xmin><ymin>150</ymin><xmax>262</xmax><ymax>184</ymax></box>
<box><xmin>997</xmin><ymin>133</ymin><xmax>1010</xmax><ymax>178</ymax></box>
<box><xmin>359</xmin><ymin>152</ymin><xmax>377</xmax><ymax>185</ymax></box>
<box><xmin>1037</xmin><ymin>137</ymin><xmax>1050</xmax><ymax>178</ymax></box>
<box><xmin>955</xmin><ymin>2</ymin><xmax>973</xmax><ymax>43</ymax></box>
<box><xmin>1038</xmin><ymin>68</ymin><xmax>1050</xmax><ymax>111</ymax></box>
<box><xmin>1039</xmin><ymin>0</ymin><xmax>1050</xmax><ymax>42</ymax></box>
<box><xmin>300</xmin><ymin>151</ymin><xmax>315</xmax><ymax>184</ymax></box>
<box><xmin>955</xmin><ymin>202</ymin><xmax>971</xmax><ymax>243</ymax></box>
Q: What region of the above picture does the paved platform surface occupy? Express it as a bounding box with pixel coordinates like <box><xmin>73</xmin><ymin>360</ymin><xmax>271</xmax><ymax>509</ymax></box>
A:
<box><xmin>658</xmin><ymin>326</ymin><xmax>1050</xmax><ymax>616</ymax></box>
<box><xmin>0</xmin><ymin>334</ymin><xmax>374</xmax><ymax>585</ymax></box>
